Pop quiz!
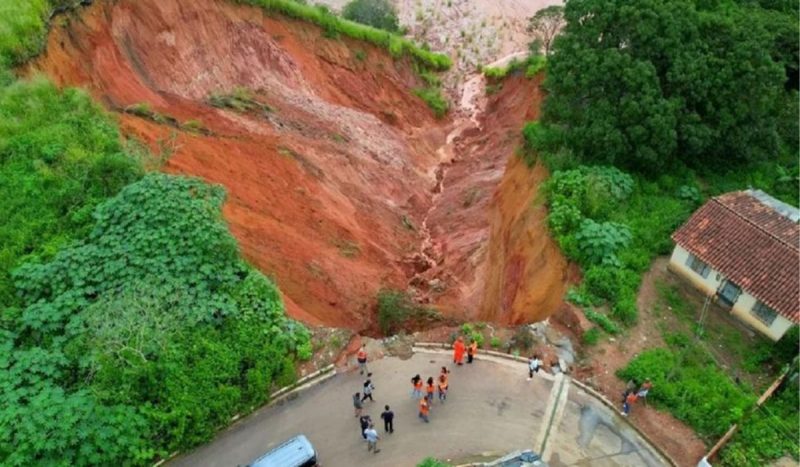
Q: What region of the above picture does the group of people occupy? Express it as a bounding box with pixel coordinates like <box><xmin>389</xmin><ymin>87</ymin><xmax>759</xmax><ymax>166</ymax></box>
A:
<box><xmin>621</xmin><ymin>378</ymin><xmax>652</xmax><ymax>416</ymax></box>
<box><xmin>352</xmin><ymin>346</ymin><xmax>393</xmax><ymax>454</ymax></box>
<box><xmin>410</xmin><ymin>365</ymin><xmax>450</xmax><ymax>423</ymax></box>
<box><xmin>451</xmin><ymin>336</ymin><xmax>478</xmax><ymax>365</ymax></box>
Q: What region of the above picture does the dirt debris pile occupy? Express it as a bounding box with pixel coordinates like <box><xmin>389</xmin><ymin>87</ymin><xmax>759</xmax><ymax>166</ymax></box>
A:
<box><xmin>32</xmin><ymin>0</ymin><xmax>569</xmax><ymax>330</ymax></box>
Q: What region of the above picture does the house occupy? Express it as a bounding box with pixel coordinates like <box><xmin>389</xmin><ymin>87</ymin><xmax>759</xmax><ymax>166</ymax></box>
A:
<box><xmin>669</xmin><ymin>189</ymin><xmax>800</xmax><ymax>341</ymax></box>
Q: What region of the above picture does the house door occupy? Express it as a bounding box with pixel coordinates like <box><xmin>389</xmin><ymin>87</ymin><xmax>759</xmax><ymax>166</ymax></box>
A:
<box><xmin>717</xmin><ymin>280</ymin><xmax>741</xmax><ymax>307</ymax></box>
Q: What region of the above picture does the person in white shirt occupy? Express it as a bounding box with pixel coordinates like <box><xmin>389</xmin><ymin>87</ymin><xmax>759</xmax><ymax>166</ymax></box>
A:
<box><xmin>364</xmin><ymin>424</ymin><xmax>380</xmax><ymax>453</ymax></box>
<box><xmin>528</xmin><ymin>354</ymin><xmax>542</xmax><ymax>380</ymax></box>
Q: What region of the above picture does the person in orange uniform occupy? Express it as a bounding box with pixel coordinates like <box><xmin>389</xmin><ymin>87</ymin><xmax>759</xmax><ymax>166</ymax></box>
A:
<box><xmin>467</xmin><ymin>339</ymin><xmax>478</xmax><ymax>364</ymax></box>
<box><xmin>357</xmin><ymin>345</ymin><xmax>368</xmax><ymax>375</ymax></box>
<box><xmin>453</xmin><ymin>337</ymin><xmax>465</xmax><ymax>365</ymax></box>
<box><xmin>418</xmin><ymin>397</ymin><xmax>430</xmax><ymax>423</ymax></box>
<box><xmin>437</xmin><ymin>369</ymin><xmax>448</xmax><ymax>402</ymax></box>
<box><xmin>425</xmin><ymin>377</ymin><xmax>435</xmax><ymax>404</ymax></box>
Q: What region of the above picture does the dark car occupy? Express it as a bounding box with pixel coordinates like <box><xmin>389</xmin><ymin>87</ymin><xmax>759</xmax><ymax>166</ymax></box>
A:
<box><xmin>248</xmin><ymin>435</ymin><xmax>318</xmax><ymax>467</ymax></box>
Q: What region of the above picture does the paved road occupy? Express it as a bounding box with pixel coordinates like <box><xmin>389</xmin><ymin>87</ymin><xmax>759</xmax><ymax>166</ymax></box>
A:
<box><xmin>171</xmin><ymin>351</ymin><xmax>668</xmax><ymax>467</ymax></box>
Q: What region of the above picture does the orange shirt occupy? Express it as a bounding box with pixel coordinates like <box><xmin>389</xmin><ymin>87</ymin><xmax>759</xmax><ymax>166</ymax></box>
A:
<box><xmin>468</xmin><ymin>342</ymin><xmax>477</xmax><ymax>355</ymax></box>
<box><xmin>438</xmin><ymin>376</ymin><xmax>448</xmax><ymax>390</ymax></box>
<box><xmin>426</xmin><ymin>383</ymin><xmax>434</xmax><ymax>394</ymax></box>
<box><xmin>414</xmin><ymin>380</ymin><xmax>423</xmax><ymax>390</ymax></box>
<box><xmin>419</xmin><ymin>399</ymin><xmax>429</xmax><ymax>415</ymax></box>
<box><xmin>626</xmin><ymin>392</ymin><xmax>638</xmax><ymax>405</ymax></box>
<box><xmin>357</xmin><ymin>350</ymin><xmax>367</xmax><ymax>361</ymax></box>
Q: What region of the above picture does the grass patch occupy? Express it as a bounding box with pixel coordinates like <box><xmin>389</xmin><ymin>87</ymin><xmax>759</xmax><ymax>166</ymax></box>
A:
<box><xmin>238</xmin><ymin>0</ymin><xmax>450</xmax><ymax>71</ymax></box>
<box><xmin>482</xmin><ymin>54</ymin><xmax>546</xmax><ymax>81</ymax></box>
<box><xmin>208</xmin><ymin>87</ymin><xmax>273</xmax><ymax>113</ymax></box>
<box><xmin>413</xmin><ymin>87</ymin><xmax>448</xmax><ymax>118</ymax></box>
<box><xmin>377</xmin><ymin>288</ymin><xmax>439</xmax><ymax>334</ymax></box>
<box><xmin>582</xmin><ymin>327</ymin><xmax>601</xmax><ymax>345</ymax></box>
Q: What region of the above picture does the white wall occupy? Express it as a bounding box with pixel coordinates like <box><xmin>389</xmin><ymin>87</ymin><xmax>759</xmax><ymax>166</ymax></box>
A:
<box><xmin>668</xmin><ymin>245</ymin><xmax>794</xmax><ymax>341</ymax></box>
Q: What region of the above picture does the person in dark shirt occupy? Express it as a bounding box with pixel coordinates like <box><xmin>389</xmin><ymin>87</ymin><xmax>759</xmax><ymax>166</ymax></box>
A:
<box><xmin>359</xmin><ymin>414</ymin><xmax>372</xmax><ymax>439</ymax></box>
<box><xmin>380</xmin><ymin>405</ymin><xmax>394</xmax><ymax>433</ymax></box>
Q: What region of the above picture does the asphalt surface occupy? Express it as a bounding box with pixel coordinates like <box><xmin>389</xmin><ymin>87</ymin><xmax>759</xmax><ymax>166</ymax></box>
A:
<box><xmin>170</xmin><ymin>351</ymin><xmax>668</xmax><ymax>467</ymax></box>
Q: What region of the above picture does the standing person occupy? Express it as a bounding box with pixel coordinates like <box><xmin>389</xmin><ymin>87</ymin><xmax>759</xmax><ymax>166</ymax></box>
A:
<box><xmin>622</xmin><ymin>391</ymin><xmax>638</xmax><ymax>416</ymax></box>
<box><xmin>637</xmin><ymin>379</ymin><xmax>653</xmax><ymax>405</ymax></box>
<box><xmin>453</xmin><ymin>337</ymin><xmax>466</xmax><ymax>365</ymax></box>
<box><xmin>364</xmin><ymin>423</ymin><xmax>381</xmax><ymax>453</ymax></box>
<box><xmin>380</xmin><ymin>405</ymin><xmax>394</xmax><ymax>433</ymax></box>
<box><xmin>418</xmin><ymin>397</ymin><xmax>430</xmax><ymax>423</ymax></box>
<box><xmin>361</xmin><ymin>373</ymin><xmax>375</xmax><ymax>402</ymax></box>
<box><xmin>353</xmin><ymin>392</ymin><xmax>363</xmax><ymax>417</ymax></box>
<box><xmin>437</xmin><ymin>371</ymin><xmax>448</xmax><ymax>402</ymax></box>
<box><xmin>359</xmin><ymin>414</ymin><xmax>372</xmax><ymax>439</ymax></box>
<box><xmin>411</xmin><ymin>374</ymin><xmax>423</xmax><ymax>399</ymax></box>
<box><xmin>425</xmin><ymin>377</ymin><xmax>435</xmax><ymax>405</ymax></box>
<box><xmin>467</xmin><ymin>339</ymin><xmax>478</xmax><ymax>364</ymax></box>
<box><xmin>528</xmin><ymin>354</ymin><xmax>542</xmax><ymax>380</ymax></box>
<box><xmin>357</xmin><ymin>345</ymin><xmax>368</xmax><ymax>375</ymax></box>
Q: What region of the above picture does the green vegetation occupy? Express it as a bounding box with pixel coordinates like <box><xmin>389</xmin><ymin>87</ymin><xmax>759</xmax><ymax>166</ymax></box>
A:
<box><xmin>3</xmin><ymin>174</ymin><xmax>311</xmax><ymax>464</ymax></box>
<box><xmin>237</xmin><ymin>0</ymin><xmax>451</xmax><ymax>71</ymax></box>
<box><xmin>490</xmin><ymin>336</ymin><xmax>502</xmax><ymax>348</ymax></box>
<box><xmin>720</xmin><ymin>363</ymin><xmax>800</xmax><ymax>466</ymax></box>
<box><xmin>460</xmin><ymin>323</ymin><xmax>485</xmax><ymax>347</ymax></box>
<box><xmin>582</xmin><ymin>328</ymin><xmax>600</xmax><ymax>346</ymax></box>
<box><xmin>417</xmin><ymin>458</ymin><xmax>451</xmax><ymax>467</ymax></box>
<box><xmin>618</xmin><ymin>346</ymin><xmax>755</xmax><ymax>440</ymax></box>
<box><xmin>0</xmin><ymin>78</ymin><xmax>143</xmax><ymax>310</ymax></box>
<box><xmin>377</xmin><ymin>289</ymin><xmax>439</xmax><ymax>334</ymax></box>
<box><xmin>526</xmin><ymin>5</ymin><xmax>564</xmax><ymax>55</ymax></box>
<box><xmin>0</xmin><ymin>0</ymin><xmax>51</xmax><ymax>69</ymax></box>
<box><xmin>541</xmin><ymin>0</ymin><xmax>798</xmax><ymax>180</ymax></box>
<box><xmin>482</xmin><ymin>54</ymin><xmax>546</xmax><ymax>81</ymax></box>
<box><xmin>342</xmin><ymin>0</ymin><xmax>399</xmax><ymax>32</ymax></box>
<box><xmin>208</xmin><ymin>87</ymin><xmax>273</xmax><ymax>113</ymax></box>
<box><xmin>413</xmin><ymin>87</ymin><xmax>449</xmax><ymax>118</ymax></box>
<box><xmin>546</xmin><ymin>165</ymin><xmax>696</xmax><ymax>326</ymax></box>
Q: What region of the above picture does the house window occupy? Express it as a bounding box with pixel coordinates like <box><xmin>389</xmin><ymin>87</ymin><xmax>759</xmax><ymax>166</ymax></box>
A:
<box><xmin>717</xmin><ymin>280</ymin><xmax>741</xmax><ymax>307</ymax></box>
<box><xmin>751</xmin><ymin>301</ymin><xmax>778</xmax><ymax>326</ymax></box>
<box><xmin>685</xmin><ymin>253</ymin><xmax>710</xmax><ymax>278</ymax></box>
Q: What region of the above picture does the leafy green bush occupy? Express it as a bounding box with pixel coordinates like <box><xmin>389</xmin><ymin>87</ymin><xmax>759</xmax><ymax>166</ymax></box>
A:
<box><xmin>583</xmin><ymin>308</ymin><xmax>619</xmax><ymax>334</ymax></box>
<box><xmin>611</xmin><ymin>292</ymin><xmax>638</xmax><ymax>326</ymax></box>
<box><xmin>618</xmin><ymin>347</ymin><xmax>755</xmax><ymax>440</ymax></box>
<box><xmin>413</xmin><ymin>87</ymin><xmax>449</xmax><ymax>118</ymax></box>
<box><xmin>417</xmin><ymin>458</ymin><xmax>451</xmax><ymax>467</ymax></box>
<box><xmin>582</xmin><ymin>327</ymin><xmax>600</xmax><ymax>345</ymax></box>
<box><xmin>490</xmin><ymin>336</ymin><xmax>502</xmax><ymax>348</ymax></box>
<box><xmin>0</xmin><ymin>0</ymin><xmax>50</xmax><ymax>68</ymax></box>
<box><xmin>583</xmin><ymin>266</ymin><xmax>638</xmax><ymax>303</ymax></box>
<box><xmin>238</xmin><ymin>0</ymin><xmax>451</xmax><ymax>71</ymax></box>
<box><xmin>575</xmin><ymin>219</ymin><xmax>632</xmax><ymax>266</ymax></box>
<box><xmin>3</xmin><ymin>174</ymin><xmax>310</xmax><ymax>464</ymax></box>
<box><xmin>342</xmin><ymin>0</ymin><xmax>399</xmax><ymax>32</ymax></box>
<box><xmin>0</xmin><ymin>78</ymin><xmax>143</xmax><ymax>308</ymax></box>
<box><xmin>482</xmin><ymin>55</ymin><xmax>546</xmax><ymax>81</ymax></box>
<box><xmin>719</xmin><ymin>371</ymin><xmax>800</xmax><ymax>466</ymax></box>
<box><xmin>377</xmin><ymin>289</ymin><xmax>437</xmax><ymax>334</ymax></box>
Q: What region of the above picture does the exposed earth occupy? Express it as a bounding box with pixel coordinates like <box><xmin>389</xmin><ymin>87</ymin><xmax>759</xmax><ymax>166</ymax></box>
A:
<box><xmin>171</xmin><ymin>349</ymin><xmax>669</xmax><ymax>466</ymax></box>
<box><xmin>31</xmin><ymin>0</ymin><xmax>570</xmax><ymax>330</ymax></box>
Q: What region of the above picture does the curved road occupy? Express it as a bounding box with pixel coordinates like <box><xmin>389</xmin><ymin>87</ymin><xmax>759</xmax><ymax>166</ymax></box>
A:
<box><xmin>171</xmin><ymin>350</ymin><xmax>668</xmax><ymax>466</ymax></box>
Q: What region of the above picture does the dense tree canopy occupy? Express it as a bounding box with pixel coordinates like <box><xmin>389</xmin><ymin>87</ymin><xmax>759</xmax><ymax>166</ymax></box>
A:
<box><xmin>543</xmin><ymin>0</ymin><xmax>793</xmax><ymax>175</ymax></box>
<box><xmin>342</xmin><ymin>0</ymin><xmax>400</xmax><ymax>32</ymax></box>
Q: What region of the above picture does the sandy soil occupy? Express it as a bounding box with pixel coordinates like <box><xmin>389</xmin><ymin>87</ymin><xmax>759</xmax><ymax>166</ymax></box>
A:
<box><xmin>31</xmin><ymin>0</ymin><xmax>569</xmax><ymax>329</ymax></box>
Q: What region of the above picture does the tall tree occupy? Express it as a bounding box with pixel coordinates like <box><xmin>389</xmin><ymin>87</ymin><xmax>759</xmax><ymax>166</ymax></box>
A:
<box><xmin>543</xmin><ymin>0</ymin><xmax>786</xmax><ymax>174</ymax></box>
<box><xmin>527</xmin><ymin>5</ymin><xmax>565</xmax><ymax>56</ymax></box>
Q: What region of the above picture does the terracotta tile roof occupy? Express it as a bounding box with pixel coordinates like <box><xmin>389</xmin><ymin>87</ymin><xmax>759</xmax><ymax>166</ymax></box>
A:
<box><xmin>672</xmin><ymin>191</ymin><xmax>800</xmax><ymax>323</ymax></box>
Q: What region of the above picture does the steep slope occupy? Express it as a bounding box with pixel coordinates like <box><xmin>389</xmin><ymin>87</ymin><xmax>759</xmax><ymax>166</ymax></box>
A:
<box><xmin>31</xmin><ymin>0</ymin><xmax>569</xmax><ymax>329</ymax></box>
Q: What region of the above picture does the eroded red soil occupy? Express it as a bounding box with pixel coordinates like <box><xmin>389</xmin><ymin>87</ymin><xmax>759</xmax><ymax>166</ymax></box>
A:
<box><xmin>31</xmin><ymin>0</ymin><xmax>569</xmax><ymax>330</ymax></box>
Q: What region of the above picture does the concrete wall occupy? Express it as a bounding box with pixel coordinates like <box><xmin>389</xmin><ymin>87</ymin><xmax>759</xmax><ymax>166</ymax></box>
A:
<box><xmin>668</xmin><ymin>245</ymin><xmax>793</xmax><ymax>341</ymax></box>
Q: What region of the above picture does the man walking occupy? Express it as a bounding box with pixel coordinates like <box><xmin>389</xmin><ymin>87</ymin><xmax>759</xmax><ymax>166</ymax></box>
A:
<box><xmin>380</xmin><ymin>405</ymin><xmax>394</xmax><ymax>433</ymax></box>
<box><xmin>528</xmin><ymin>354</ymin><xmax>542</xmax><ymax>380</ymax></box>
<box><xmin>357</xmin><ymin>345</ymin><xmax>368</xmax><ymax>375</ymax></box>
<box><xmin>359</xmin><ymin>414</ymin><xmax>372</xmax><ymax>439</ymax></box>
<box><xmin>418</xmin><ymin>397</ymin><xmax>430</xmax><ymax>423</ymax></box>
<box><xmin>364</xmin><ymin>423</ymin><xmax>381</xmax><ymax>453</ymax></box>
<box><xmin>622</xmin><ymin>391</ymin><xmax>638</xmax><ymax>416</ymax></box>
<box><xmin>467</xmin><ymin>339</ymin><xmax>477</xmax><ymax>364</ymax></box>
<box><xmin>361</xmin><ymin>373</ymin><xmax>375</xmax><ymax>402</ymax></box>
<box><xmin>353</xmin><ymin>392</ymin><xmax>363</xmax><ymax>417</ymax></box>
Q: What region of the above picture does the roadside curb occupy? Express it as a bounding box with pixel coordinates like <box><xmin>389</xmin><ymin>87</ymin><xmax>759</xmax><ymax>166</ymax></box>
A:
<box><xmin>569</xmin><ymin>378</ymin><xmax>679</xmax><ymax>467</ymax></box>
<box><xmin>413</xmin><ymin>342</ymin><xmax>677</xmax><ymax>467</ymax></box>
<box><xmin>412</xmin><ymin>342</ymin><xmax>556</xmax><ymax>381</ymax></box>
<box><xmin>152</xmin><ymin>364</ymin><xmax>337</xmax><ymax>467</ymax></box>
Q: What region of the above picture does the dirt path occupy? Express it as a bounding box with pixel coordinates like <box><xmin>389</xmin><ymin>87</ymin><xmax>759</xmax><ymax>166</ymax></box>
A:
<box><xmin>574</xmin><ymin>258</ymin><xmax>707</xmax><ymax>466</ymax></box>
